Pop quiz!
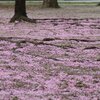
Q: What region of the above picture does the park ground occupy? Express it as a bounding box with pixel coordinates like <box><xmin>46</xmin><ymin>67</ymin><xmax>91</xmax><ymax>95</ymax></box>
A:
<box><xmin>0</xmin><ymin>3</ymin><xmax>100</xmax><ymax>100</ymax></box>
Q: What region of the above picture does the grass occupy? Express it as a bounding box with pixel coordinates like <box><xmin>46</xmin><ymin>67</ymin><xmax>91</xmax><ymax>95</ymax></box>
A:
<box><xmin>61</xmin><ymin>2</ymin><xmax>98</xmax><ymax>5</ymax></box>
<box><xmin>0</xmin><ymin>1</ymin><xmax>98</xmax><ymax>7</ymax></box>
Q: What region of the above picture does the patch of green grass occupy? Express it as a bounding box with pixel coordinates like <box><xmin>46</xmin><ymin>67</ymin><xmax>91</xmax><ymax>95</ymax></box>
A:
<box><xmin>60</xmin><ymin>2</ymin><xmax>98</xmax><ymax>6</ymax></box>
<box><xmin>0</xmin><ymin>1</ymin><xmax>42</xmax><ymax>8</ymax></box>
<box><xmin>0</xmin><ymin>1</ymin><xmax>98</xmax><ymax>8</ymax></box>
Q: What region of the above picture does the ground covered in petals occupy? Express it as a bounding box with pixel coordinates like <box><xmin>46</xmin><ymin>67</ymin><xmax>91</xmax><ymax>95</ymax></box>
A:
<box><xmin>0</xmin><ymin>6</ymin><xmax>100</xmax><ymax>100</ymax></box>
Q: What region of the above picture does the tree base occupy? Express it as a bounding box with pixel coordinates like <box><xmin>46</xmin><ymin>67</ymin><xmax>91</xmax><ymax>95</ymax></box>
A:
<box><xmin>42</xmin><ymin>0</ymin><xmax>60</xmax><ymax>8</ymax></box>
<box><xmin>97</xmin><ymin>3</ymin><xmax>100</xmax><ymax>6</ymax></box>
<box><xmin>42</xmin><ymin>4</ymin><xmax>60</xmax><ymax>8</ymax></box>
<box><xmin>10</xmin><ymin>15</ymin><xmax>36</xmax><ymax>23</ymax></box>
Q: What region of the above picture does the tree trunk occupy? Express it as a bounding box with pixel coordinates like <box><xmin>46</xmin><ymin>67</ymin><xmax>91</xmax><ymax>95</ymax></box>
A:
<box><xmin>42</xmin><ymin>0</ymin><xmax>60</xmax><ymax>8</ymax></box>
<box><xmin>10</xmin><ymin>0</ymin><xmax>36</xmax><ymax>23</ymax></box>
<box><xmin>97</xmin><ymin>3</ymin><xmax>100</xmax><ymax>6</ymax></box>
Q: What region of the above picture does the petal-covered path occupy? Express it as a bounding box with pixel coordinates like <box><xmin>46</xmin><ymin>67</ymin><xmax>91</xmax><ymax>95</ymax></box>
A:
<box><xmin>0</xmin><ymin>19</ymin><xmax>100</xmax><ymax>100</ymax></box>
